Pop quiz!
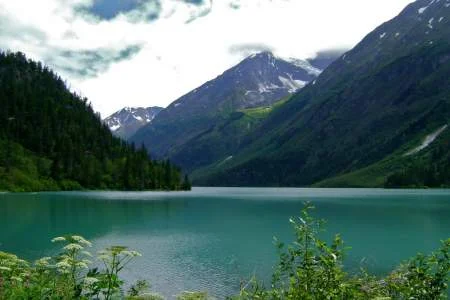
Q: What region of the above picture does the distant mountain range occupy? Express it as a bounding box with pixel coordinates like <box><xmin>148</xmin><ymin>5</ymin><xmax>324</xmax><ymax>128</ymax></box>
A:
<box><xmin>129</xmin><ymin>52</ymin><xmax>330</xmax><ymax>170</ymax></box>
<box><xmin>104</xmin><ymin>106</ymin><xmax>163</xmax><ymax>140</ymax></box>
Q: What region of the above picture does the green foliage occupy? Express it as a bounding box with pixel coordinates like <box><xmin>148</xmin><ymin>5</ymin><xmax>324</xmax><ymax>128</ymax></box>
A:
<box><xmin>235</xmin><ymin>204</ymin><xmax>450</xmax><ymax>299</ymax></box>
<box><xmin>0</xmin><ymin>235</ymin><xmax>143</xmax><ymax>299</ymax></box>
<box><xmin>128</xmin><ymin>280</ymin><xmax>151</xmax><ymax>297</ymax></box>
<box><xmin>241</xmin><ymin>96</ymin><xmax>290</xmax><ymax>120</ymax></box>
<box><xmin>382</xmin><ymin>240</ymin><xmax>450</xmax><ymax>299</ymax></box>
<box><xmin>0</xmin><ymin>51</ymin><xmax>190</xmax><ymax>192</ymax></box>
<box><xmin>176</xmin><ymin>291</ymin><xmax>211</xmax><ymax>300</ymax></box>
<box><xmin>96</xmin><ymin>246</ymin><xmax>142</xmax><ymax>299</ymax></box>
<box><xmin>127</xmin><ymin>294</ymin><xmax>165</xmax><ymax>300</ymax></box>
<box><xmin>126</xmin><ymin>280</ymin><xmax>166</xmax><ymax>300</ymax></box>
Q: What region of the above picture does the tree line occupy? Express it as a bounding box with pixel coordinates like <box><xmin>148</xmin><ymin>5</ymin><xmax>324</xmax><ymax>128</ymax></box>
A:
<box><xmin>0</xmin><ymin>51</ymin><xmax>190</xmax><ymax>191</ymax></box>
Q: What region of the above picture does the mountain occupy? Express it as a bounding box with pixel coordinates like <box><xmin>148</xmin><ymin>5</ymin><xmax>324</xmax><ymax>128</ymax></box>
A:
<box><xmin>0</xmin><ymin>51</ymin><xmax>189</xmax><ymax>192</ymax></box>
<box><xmin>306</xmin><ymin>49</ymin><xmax>347</xmax><ymax>70</ymax></box>
<box><xmin>104</xmin><ymin>106</ymin><xmax>163</xmax><ymax>140</ymax></box>
<box><xmin>193</xmin><ymin>0</ymin><xmax>450</xmax><ymax>187</ymax></box>
<box><xmin>130</xmin><ymin>52</ymin><xmax>324</xmax><ymax>171</ymax></box>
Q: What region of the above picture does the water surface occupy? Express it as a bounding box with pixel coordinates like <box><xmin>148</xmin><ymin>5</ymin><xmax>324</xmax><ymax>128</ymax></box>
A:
<box><xmin>0</xmin><ymin>188</ymin><xmax>449</xmax><ymax>298</ymax></box>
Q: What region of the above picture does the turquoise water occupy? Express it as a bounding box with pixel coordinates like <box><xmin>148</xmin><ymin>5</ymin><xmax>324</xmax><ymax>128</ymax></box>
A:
<box><xmin>0</xmin><ymin>188</ymin><xmax>449</xmax><ymax>298</ymax></box>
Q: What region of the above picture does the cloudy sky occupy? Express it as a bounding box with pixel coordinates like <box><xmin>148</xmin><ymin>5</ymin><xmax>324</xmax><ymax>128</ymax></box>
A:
<box><xmin>0</xmin><ymin>0</ymin><xmax>414</xmax><ymax>117</ymax></box>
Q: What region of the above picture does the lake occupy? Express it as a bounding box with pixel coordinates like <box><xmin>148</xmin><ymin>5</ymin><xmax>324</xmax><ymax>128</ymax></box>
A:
<box><xmin>0</xmin><ymin>188</ymin><xmax>449</xmax><ymax>298</ymax></box>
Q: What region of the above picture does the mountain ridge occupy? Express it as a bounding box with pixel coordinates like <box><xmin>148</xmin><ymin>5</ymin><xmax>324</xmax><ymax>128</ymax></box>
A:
<box><xmin>104</xmin><ymin>106</ymin><xmax>163</xmax><ymax>140</ymax></box>
<box><xmin>130</xmin><ymin>51</ymin><xmax>326</xmax><ymax>169</ymax></box>
<box><xmin>192</xmin><ymin>0</ymin><xmax>450</xmax><ymax>187</ymax></box>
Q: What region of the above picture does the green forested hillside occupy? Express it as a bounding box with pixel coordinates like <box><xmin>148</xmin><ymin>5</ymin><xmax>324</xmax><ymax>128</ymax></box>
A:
<box><xmin>313</xmin><ymin>126</ymin><xmax>450</xmax><ymax>188</ymax></box>
<box><xmin>193</xmin><ymin>0</ymin><xmax>450</xmax><ymax>187</ymax></box>
<box><xmin>170</xmin><ymin>97</ymin><xmax>290</xmax><ymax>173</ymax></box>
<box><xmin>384</xmin><ymin>127</ymin><xmax>450</xmax><ymax>188</ymax></box>
<box><xmin>0</xmin><ymin>51</ymin><xmax>189</xmax><ymax>192</ymax></box>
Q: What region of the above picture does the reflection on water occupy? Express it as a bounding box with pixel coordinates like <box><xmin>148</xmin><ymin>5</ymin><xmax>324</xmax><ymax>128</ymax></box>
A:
<box><xmin>0</xmin><ymin>188</ymin><xmax>449</xmax><ymax>298</ymax></box>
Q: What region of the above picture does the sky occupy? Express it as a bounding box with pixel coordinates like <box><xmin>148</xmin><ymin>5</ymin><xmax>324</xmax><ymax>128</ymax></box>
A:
<box><xmin>0</xmin><ymin>0</ymin><xmax>414</xmax><ymax>117</ymax></box>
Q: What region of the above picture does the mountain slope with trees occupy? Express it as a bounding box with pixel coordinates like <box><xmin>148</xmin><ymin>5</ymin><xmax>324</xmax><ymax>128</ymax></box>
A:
<box><xmin>0</xmin><ymin>51</ymin><xmax>189</xmax><ymax>191</ymax></box>
<box><xmin>194</xmin><ymin>0</ymin><xmax>450</xmax><ymax>187</ymax></box>
<box><xmin>131</xmin><ymin>52</ymin><xmax>324</xmax><ymax>172</ymax></box>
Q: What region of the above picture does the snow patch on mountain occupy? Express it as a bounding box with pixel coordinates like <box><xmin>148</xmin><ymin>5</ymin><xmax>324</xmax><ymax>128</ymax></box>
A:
<box><xmin>418</xmin><ymin>6</ymin><xmax>428</xmax><ymax>14</ymax></box>
<box><xmin>284</xmin><ymin>57</ymin><xmax>322</xmax><ymax>76</ymax></box>
<box><xmin>258</xmin><ymin>82</ymin><xmax>279</xmax><ymax>93</ymax></box>
<box><xmin>405</xmin><ymin>125</ymin><xmax>448</xmax><ymax>156</ymax></box>
<box><xmin>278</xmin><ymin>76</ymin><xmax>307</xmax><ymax>93</ymax></box>
<box><xmin>110</xmin><ymin>124</ymin><xmax>121</xmax><ymax>131</ymax></box>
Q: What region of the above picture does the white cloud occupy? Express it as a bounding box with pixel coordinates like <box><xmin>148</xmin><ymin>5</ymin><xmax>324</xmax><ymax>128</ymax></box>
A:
<box><xmin>0</xmin><ymin>0</ymin><xmax>414</xmax><ymax>117</ymax></box>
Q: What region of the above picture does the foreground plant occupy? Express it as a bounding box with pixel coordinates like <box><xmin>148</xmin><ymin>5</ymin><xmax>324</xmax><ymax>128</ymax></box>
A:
<box><xmin>52</xmin><ymin>235</ymin><xmax>93</xmax><ymax>297</ymax></box>
<box><xmin>176</xmin><ymin>291</ymin><xmax>212</xmax><ymax>300</ymax></box>
<box><xmin>0</xmin><ymin>235</ymin><xmax>142</xmax><ymax>299</ymax></box>
<box><xmin>96</xmin><ymin>246</ymin><xmax>142</xmax><ymax>299</ymax></box>
<box><xmin>235</xmin><ymin>203</ymin><xmax>450</xmax><ymax>299</ymax></box>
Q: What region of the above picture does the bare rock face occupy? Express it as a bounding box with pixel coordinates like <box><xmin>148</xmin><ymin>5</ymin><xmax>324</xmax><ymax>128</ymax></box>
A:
<box><xmin>104</xmin><ymin>106</ymin><xmax>163</xmax><ymax>140</ymax></box>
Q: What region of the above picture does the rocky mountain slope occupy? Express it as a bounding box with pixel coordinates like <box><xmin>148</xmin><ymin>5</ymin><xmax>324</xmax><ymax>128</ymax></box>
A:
<box><xmin>104</xmin><ymin>106</ymin><xmax>163</xmax><ymax>140</ymax></box>
<box><xmin>130</xmin><ymin>52</ymin><xmax>324</xmax><ymax>169</ymax></box>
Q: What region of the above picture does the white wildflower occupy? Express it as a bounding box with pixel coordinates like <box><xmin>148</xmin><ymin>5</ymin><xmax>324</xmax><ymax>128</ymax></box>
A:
<box><xmin>56</xmin><ymin>261</ymin><xmax>71</xmax><ymax>269</ymax></box>
<box><xmin>97</xmin><ymin>254</ymin><xmax>110</xmax><ymax>261</ymax></box>
<box><xmin>71</xmin><ymin>236</ymin><xmax>92</xmax><ymax>247</ymax></box>
<box><xmin>51</xmin><ymin>237</ymin><xmax>66</xmax><ymax>243</ymax></box>
<box><xmin>0</xmin><ymin>266</ymin><xmax>11</xmax><ymax>272</ymax></box>
<box><xmin>331</xmin><ymin>253</ymin><xmax>337</xmax><ymax>261</ymax></box>
<box><xmin>83</xmin><ymin>277</ymin><xmax>99</xmax><ymax>286</ymax></box>
<box><xmin>35</xmin><ymin>257</ymin><xmax>52</xmax><ymax>267</ymax></box>
<box><xmin>63</xmin><ymin>243</ymin><xmax>84</xmax><ymax>251</ymax></box>
<box><xmin>16</xmin><ymin>259</ymin><xmax>28</xmax><ymax>265</ymax></box>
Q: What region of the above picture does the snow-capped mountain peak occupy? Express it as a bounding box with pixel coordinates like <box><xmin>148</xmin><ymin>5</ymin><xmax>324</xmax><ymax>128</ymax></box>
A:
<box><xmin>104</xmin><ymin>106</ymin><xmax>163</xmax><ymax>140</ymax></box>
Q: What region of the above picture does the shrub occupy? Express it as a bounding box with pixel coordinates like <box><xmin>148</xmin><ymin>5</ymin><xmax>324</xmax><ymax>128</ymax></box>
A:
<box><xmin>235</xmin><ymin>203</ymin><xmax>450</xmax><ymax>299</ymax></box>
<box><xmin>0</xmin><ymin>235</ymin><xmax>142</xmax><ymax>299</ymax></box>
